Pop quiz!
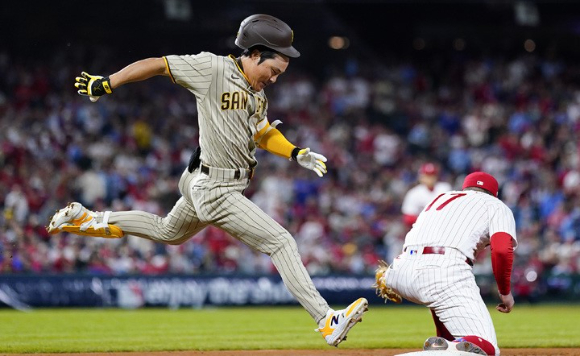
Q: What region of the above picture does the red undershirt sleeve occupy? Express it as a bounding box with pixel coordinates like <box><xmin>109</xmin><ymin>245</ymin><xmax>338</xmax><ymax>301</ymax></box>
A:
<box><xmin>403</xmin><ymin>214</ymin><xmax>418</xmax><ymax>227</ymax></box>
<box><xmin>490</xmin><ymin>232</ymin><xmax>514</xmax><ymax>295</ymax></box>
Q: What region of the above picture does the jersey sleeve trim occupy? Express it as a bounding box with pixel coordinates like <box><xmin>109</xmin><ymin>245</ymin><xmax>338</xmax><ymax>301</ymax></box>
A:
<box><xmin>490</xmin><ymin>203</ymin><xmax>518</xmax><ymax>249</ymax></box>
<box><xmin>403</xmin><ymin>214</ymin><xmax>418</xmax><ymax>227</ymax></box>
<box><xmin>255</xmin><ymin>118</ymin><xmax>270</xmax><ymax>138</ymax></box>
<box><xmin>163</xmin><ymin>56</ymin><xmax>176</xmax><ymax>84</ymax></box>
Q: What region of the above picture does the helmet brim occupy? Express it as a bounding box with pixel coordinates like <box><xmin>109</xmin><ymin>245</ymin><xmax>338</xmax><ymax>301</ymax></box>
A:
<box><xmin>236</xmin><ymin>39</ymin><xmax>300</xmax><ymax>58</ymax></box>
<box><xmin>274</xmin><ymin>45</ymin><xmax>300</xmax><ymax>58</ymax></box>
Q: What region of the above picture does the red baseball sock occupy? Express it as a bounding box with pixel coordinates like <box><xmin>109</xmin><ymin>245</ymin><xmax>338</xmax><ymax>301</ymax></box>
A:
<box><xmin>430</xmin><ymin>310</ymin><xmax>454</xmax><ymax>340</ymax></box>
<box><xmin>456</xmin><ymin>335</ymin><xmax>496</xmax><ymax>355</ymax></box>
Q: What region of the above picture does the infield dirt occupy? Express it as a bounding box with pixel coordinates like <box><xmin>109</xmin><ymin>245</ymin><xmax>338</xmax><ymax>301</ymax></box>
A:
<box><xmin>7</xmin><ymin>349</ymin><xmax>578</xmax><ymax>356</ymax></box>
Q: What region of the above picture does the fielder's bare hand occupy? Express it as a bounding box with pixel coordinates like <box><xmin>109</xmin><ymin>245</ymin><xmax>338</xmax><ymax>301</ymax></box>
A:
<box><xmin>496</xmin><ymin>292</ymin><xmax>514</xmax><ymax>313</ymax></box>
<box><xmin>75</xmin><ymin>71</ymin><xmax>113</xmax><ymax>102</ymax></box>
<box><xmin>296</xmin><ymin>148</ymin><xmax>327</xmax><ymax>177</ymax></box>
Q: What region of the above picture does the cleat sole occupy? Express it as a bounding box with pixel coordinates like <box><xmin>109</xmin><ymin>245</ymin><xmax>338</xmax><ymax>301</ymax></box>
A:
<box><xmin>60</xmin><ymin>225</ymin><xmax>123</xmax><ymax>238</ymax></box>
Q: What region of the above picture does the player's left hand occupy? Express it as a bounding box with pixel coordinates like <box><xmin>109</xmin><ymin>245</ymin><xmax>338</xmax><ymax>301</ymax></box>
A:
<box><xmin>373</xmin><ymin>260</ymin><xmax>402</xmax><ymax>303</ymax></box>
<box><xmin>296</xmin><ymin>148</ymin><xmax>327</xmax><ymax>177</ymax></box>
<box><xmin>75</xmin><ymin>71</ymin><xmax>113</xmax><ymax>102</ymax></box>
<box><xmin>496</xmin><ymin>292</ymin><xmax>514</xmax><ymax>313</ymax></box>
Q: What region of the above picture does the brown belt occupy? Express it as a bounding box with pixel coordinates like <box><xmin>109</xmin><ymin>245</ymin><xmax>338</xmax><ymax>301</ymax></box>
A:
<box><xmin>406</xmin><ymin>246</ymin><xmax>474</xmax><ymax>267</ymax></box>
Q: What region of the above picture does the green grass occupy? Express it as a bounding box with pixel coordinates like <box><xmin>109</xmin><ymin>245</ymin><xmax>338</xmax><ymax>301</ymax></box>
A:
<box><xmin>0</xmin><ymin>304</ymin><xmax>578</xmax><ymax>353</ymax></box>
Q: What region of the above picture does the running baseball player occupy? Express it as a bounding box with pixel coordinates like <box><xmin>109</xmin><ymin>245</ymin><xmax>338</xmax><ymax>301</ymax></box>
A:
<box><xmin>375</xmin><ymin>172</ymin><xmax>516</xmax><ymax>355</ymax></box>
<box><xmin>47</xmin><ymin>14</ymin><xmax>367</xmax><ymax>346</ymax></box>
<box><xmin>401</xmin><ymin>162</ymin><xmax>452</xmax><ymax>228</ymax></box>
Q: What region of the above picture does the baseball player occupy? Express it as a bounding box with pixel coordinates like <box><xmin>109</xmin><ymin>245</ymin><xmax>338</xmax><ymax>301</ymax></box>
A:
<box><xmin>401</xmin><ymin>162</ymin><xmax>452</xmax><ymax>228</ymax></box>
<box><xmin>47</xmin><ymin>14</ymin><xmax>367</xmax><ymax>346</ymax></box>
<box><xmin>375</xmin><ymin>172</ymin><xmax>517</xmax><ymax>355</ymax></box>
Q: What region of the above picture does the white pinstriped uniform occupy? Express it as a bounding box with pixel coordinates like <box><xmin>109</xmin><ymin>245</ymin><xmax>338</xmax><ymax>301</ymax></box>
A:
<box><xmin>401</xmin><ymin>182</ymin><xmax>452</xmax><ymax>217</ymax></box>
<box><xmin>386</xmin><ymin>190</ymin><xmax>517</xmax><ymax>355</ymax></box>
<box><xmin>105</xmin><ymin>52</ymin><xmax>330</xmax><ymax>323</ymax></box>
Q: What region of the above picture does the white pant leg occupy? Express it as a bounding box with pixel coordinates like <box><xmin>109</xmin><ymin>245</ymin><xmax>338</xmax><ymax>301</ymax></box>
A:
<box><xmin>386</xmin><ymin>252</ymin><xmax>498</xmax><ymax>353</ymax></box>
<box><xmin>427</xmin><ymin>256</ymin><xmax>498</xmax><ymax>353</ymax></box>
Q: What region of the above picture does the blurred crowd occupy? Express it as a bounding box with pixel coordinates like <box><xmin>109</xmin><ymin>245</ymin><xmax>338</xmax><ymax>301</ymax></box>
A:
<box><xmin>1</xmin><ymin>48</ymin><xmax>579</xmax><ymax>299</ymax></box>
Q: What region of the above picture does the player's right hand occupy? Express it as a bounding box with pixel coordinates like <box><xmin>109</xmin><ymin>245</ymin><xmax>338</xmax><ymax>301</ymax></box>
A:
<box><xmin>75</xmin><ymin>71</ymin><xmax>113</xmax><ymax>102</ymax></box>
<box><xmin>496</xmin><ymin>292</ymin><xmax>514</xmax><ymax>313</ymax></box>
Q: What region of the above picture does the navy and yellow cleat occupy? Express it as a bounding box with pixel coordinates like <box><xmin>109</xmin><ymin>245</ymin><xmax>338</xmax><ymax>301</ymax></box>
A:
<box><xmin>316</xmin><ymin>297</ymin><xmax>369</xmax><ymax>347</ymax></box>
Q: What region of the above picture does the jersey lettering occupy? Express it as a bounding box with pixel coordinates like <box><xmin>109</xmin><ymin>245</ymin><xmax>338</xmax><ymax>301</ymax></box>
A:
<box><xmin>255</xmin><ymin>96</ymin><xmax>265</xmax><ymax>116</ymax></box>
<box><xmin>436</xmin><ymin>193</ymin><xmax>466</xmax><ymax>210</ymax></box>
<box><xmin>424</xmin><ymin>193</ymin><xmax>445</xmax><ymax>212</ymax></box>
<box><xmin>425</xmin><ymin>193</ymin><xmax>466</xmax><ymax>211</ymax></box>
<box><xmin>221</xmin><ymin>91</ymin><xmax>248</xmax><ymax>110</ymax></box>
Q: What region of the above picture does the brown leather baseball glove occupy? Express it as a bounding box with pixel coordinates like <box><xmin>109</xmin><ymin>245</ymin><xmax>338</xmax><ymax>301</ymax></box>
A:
<box><xmin>373</xmin><ymin>260</ymin><xmax>403</xmax><ymax>303</ymax></box>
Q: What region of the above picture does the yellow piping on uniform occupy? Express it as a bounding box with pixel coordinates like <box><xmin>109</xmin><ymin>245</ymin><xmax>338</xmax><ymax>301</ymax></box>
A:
<box><xmin>228</xmin><ymin>55</ymin><xmax>251</xmax><ymax>83</ymax></box>
<box><xmin>255</xmin><ymin>118</ymin><xmax>269</xmax><ymax>135</ymax></box>
<box><xmin>163</xmin><ymin>56</ymin><xmax>176</xmax><ymax>84</ymax></box>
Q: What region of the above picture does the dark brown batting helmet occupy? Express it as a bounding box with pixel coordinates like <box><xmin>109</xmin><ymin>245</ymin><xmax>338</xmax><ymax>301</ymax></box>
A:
<box><xmin>235</xmin><ymin>14</ymin><xmax>300</xmax><ymax>58</ymax></box>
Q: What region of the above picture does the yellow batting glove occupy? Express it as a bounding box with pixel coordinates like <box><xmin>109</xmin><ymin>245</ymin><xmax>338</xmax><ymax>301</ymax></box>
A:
<box><xmin>74</xmin><ymin>71</ymin><xmax>113</xmax><ymax>102</ymax></box>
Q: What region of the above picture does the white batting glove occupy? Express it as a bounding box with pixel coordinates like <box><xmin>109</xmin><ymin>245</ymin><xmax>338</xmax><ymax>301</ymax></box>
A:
<box><xmin>296</xmin><ymin>148</ymin><xmax>327</xmax><ymax>177</ymax></box>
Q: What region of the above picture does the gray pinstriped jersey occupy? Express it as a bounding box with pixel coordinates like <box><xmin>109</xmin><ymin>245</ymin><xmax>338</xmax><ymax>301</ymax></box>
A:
<box><xmin>165</xmin><ymin>52</ymin><xmax>268</xmax><ymax>170</ymax></box>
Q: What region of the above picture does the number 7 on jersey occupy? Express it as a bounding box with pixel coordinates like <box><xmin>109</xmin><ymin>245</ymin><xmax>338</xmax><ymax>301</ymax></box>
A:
<box><xmin>425</xmin><ymin>193</ymin><xmax>466</xmax><ymax>211</ymax></box>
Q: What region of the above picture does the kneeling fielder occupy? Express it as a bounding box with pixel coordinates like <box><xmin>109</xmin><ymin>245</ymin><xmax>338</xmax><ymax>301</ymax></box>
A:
<box><xmin>375</xmin><ymin>172</ymin><xmax>517</xmax><ymax>355</ymax></box>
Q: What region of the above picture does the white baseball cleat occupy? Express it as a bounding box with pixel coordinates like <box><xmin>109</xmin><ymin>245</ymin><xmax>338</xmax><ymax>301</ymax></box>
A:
<box><xmin>455</xmin><ymin>340</ymin><xmax>487</xmax><ymax>355</ymax></box>
<box><xmin>423</xmin><ymin>336</ymin><xmax>486</xmax><ymax>355</ymax></box>
<box><xmin>47</xmin><ymin>202</ymin><xmax>123</xmax><ymax>238</ymax></box>
<box><xmin>316</xmin><ymin>297</ymin><xmax>369</xmax><ymax>347</ymax></box>
<box><xmin>424</xmin><ymin>336</ymin><xmax>450</xmax><ymax>351</ymax></box>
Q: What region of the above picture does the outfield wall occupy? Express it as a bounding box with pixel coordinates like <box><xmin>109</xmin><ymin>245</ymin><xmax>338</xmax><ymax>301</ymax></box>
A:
<box><xmin>0</xmin><ymin>274</ymin><xmax>578</xmax><ymax>309</ymax></box>
<box><xmin>0</xmin><ymin>274</ymin><xmax>376</xmax><ymax>309</ymax></box>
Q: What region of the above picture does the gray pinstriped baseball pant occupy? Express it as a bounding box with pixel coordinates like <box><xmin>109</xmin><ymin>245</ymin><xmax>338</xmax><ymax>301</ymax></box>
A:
<box><xmin>106</xmin><ymin>168</ymin><xmax>329</xmax><ymax>324</ymax></box>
